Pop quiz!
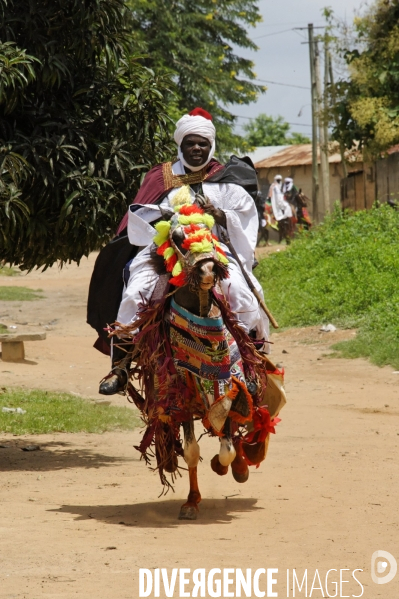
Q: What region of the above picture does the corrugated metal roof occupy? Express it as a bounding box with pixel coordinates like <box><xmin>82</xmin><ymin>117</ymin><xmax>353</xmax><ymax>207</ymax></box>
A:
<box><xmin>255</xmin><ymin>144</ymin><xmax>346</xmax><ymax>168</ymax></box>
<box><xmin>254</xmin><ymin>143</ymin><xmax>365</xmax><ymax>168</ymax></box>
<box><xmin>246</xmin><ymin>145</ymin><xmax>289</xmax><ymax>164</ymax></box>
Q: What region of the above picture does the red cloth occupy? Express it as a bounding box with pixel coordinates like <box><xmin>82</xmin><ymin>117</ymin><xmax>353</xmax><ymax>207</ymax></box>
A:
<box><xmin>116</xmin><ymin>159</ymin><xmax>223</xmax><ymax>235</ymax></box>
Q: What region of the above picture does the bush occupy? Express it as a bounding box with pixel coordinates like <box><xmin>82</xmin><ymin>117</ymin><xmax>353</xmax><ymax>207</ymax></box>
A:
<box><xmin>257</xmin><ymin>204</ymin><xmax>399</xmax><ymax>368</ymax></box>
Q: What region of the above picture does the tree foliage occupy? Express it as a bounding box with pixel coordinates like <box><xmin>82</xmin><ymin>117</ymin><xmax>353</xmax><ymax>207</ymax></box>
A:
<box><xmin>129</xmin><ymin>0</ymin><xmax>264</xmax><ymax>155</ymax></box>
<box><xmin>330</xmin><ymin>0</ymin><xmax>399</xmax><ymax>156</ymax></box>
<box><xmin>0</xmin><ymin>0</ymin><xmax>175</xmax><ymax>270</ymax></box>
<box><xmin>243</xmin><ymin>114</ymin><xmax>310</xmax><ymax>146</ymax></box>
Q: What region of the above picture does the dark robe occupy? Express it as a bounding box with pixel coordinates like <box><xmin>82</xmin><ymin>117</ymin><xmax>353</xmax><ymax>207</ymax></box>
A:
<box><xmin>87</xmin><ymin>155</ymin><xmax>257</xmax><ymax>355</ymax></box>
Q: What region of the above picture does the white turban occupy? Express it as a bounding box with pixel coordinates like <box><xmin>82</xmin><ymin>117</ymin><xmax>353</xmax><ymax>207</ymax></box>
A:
<box><xmin>283</xmin><ymin>177</ymin><xmax>293</xmax><ymax>193</ymax></box>
<box><xmin>174</xmin><ymin>111</ymin><xmax>216</xmax><ymax>172</ymax></box>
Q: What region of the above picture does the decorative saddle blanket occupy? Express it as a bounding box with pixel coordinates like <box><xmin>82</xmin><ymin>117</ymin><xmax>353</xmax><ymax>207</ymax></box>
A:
<box><xmin>169</xmin><ymin>298</ymin><xmax>242</xmax><ymax>382</ymax></box>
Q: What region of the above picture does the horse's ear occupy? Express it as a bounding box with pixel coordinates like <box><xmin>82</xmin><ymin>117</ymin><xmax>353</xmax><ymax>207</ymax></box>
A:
<box><xmin>159</xmin><ymin>207</ymin><xmax>175</xmax><ymax>221</ymax></box>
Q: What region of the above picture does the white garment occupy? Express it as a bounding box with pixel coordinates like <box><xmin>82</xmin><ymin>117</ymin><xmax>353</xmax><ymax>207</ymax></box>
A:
<box><xmin>118</xmin><ymin>161</ymin><xmax>270</xmax><ymax>343</ymax></box>
<box><xmin>270</xmin><ymin>182</ymin><xmax>293</xmax><ymax>221</ymax></box>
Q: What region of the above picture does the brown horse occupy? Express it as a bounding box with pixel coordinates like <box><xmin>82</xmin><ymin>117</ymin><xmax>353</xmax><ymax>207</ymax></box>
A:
<box><xmin>293</xmin><ymin>189</ymin><xmax>312</xmax><ymax>230</ymax></box>
<box><xmin>111</xmin><ymin>203</ymin><xmax>283</xmax><ymax>520</ymax></box>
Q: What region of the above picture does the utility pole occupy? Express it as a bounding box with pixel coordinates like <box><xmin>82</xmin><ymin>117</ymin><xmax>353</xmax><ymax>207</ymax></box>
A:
<box><xmin>328</xmin><ymin>52</ymin><xmax>348</xmax><ymax>178</ymax></box>
<box><xmin>315</xmin><ymin>39</ymin><xmax>330</xmax><ymax>219</ymax></box>
<box><xmin>323</xmin><ymin>36</ymin><xmax>330</xmax><ymax>213</ymax></box>
<box><xmin>308</xmin><ymin>23</ymin><xmax>319</xmax><ymax>222</ymax></box>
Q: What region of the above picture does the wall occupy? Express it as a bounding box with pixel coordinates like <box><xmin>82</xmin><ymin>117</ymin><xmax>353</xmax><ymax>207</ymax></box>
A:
<box><xmin>375</xmin><ymin>152</ymin><xmax>399</xmax><ymax>203</ymax></box>
<box><xmin>256</xmin><ymin>162</ymin><xmax>363</xmax><ymax>215</ymax></box>
<box><xmin>340</xmin><ymin>163</ymin><xmax>376</xmax><ymax>211</ymax></box>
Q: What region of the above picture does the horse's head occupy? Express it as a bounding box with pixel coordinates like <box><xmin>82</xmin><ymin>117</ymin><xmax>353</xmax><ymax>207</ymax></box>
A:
<box><xmin>296</xmin><ymin>189</ymin><xmax>309</xmax><ymax>207</ymax></box>
<box><xmin>152</xmin><ymin>199</ymin><xmax>229</xmax><ymax>291</ymax></box>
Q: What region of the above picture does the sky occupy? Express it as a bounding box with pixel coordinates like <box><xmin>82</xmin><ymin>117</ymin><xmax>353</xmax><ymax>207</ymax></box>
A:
<box><xmin>232</xmin><ymin>0</ymin><xmax>367</xmax><ymax>137</ymax></box>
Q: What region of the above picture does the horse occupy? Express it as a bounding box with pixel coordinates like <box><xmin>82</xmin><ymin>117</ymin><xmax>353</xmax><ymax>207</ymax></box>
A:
<box><xmin>110</xmin><ymin>198</ymin><xmax>284</xmax><ymax>520</ymax></box>
<box><xmin>293</xmin><ymin>189</ymin><xmax>312</xmax><ymax>230</ymax></box>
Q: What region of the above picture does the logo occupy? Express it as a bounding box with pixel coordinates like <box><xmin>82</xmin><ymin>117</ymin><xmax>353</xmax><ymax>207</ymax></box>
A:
<box><xmin>371</xmin><ymin>550</ymin><xmax>397</xmax><ymax>585</ymax></box>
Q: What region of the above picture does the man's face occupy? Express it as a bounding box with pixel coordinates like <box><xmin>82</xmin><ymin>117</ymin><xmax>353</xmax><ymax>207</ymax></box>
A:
<box><xmin>181</xmin><ymin>134</ymin><xmax>212</xmax><ymax>168</ymax></box>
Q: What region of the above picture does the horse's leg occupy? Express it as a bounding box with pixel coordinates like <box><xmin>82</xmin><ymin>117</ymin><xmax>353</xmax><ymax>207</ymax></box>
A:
<box><xmin>211</xmin><ymin>418</ymin><xmax>236</xmax><ymax>476</ymax></box>
<box><xmin>231</xmin><ymin>438</ymin><xmax>249</xmax><ymax>483</ymax></box>
<box><xmin>179</xmin><ymin>419</ymin><xmax>201</xmax><ymax>520</ymax></box>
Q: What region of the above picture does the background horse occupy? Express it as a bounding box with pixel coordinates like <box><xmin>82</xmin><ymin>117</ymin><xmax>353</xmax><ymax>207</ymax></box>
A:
<box><xmin>293</xmin><ymin>189</ymin><xmax>312</xmax><ymax>230</ymax></box>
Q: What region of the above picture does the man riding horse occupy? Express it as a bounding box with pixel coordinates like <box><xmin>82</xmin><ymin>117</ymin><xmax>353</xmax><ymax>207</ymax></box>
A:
<box><xmin>90</xmin><ymin>109</ymin><xmax>285</xmax><ymax>517</ymax></box>
<box><xmin>98</xmin><ymin>108</ymin><xmax>270</xmax><ymax>395</ymax></box>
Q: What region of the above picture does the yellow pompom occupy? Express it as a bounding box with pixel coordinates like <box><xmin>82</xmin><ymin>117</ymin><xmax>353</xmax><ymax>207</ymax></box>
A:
<box><xmin>154</xmin><ymin>220</ymin><xmax>171</xmax><ymax>246</ymax></box>
<box><xmin>217</xmin><ymin>252</ymin><xmax>229</xmax><ymax>264</ymax></box>
<box><xmin>163</xmin><ymin>246</ymin><xmax>175</xmax><ymax>260</ymax></box>
<box><xmin>190</xmin><ymin>240</ymin><xmax>213</xmax><ymax>253</ymax></box>
<box><xmin>202</xmin><ymin>214</ymin><xmax>215</xmax><ymax>229</ymax></box>
<box><xmin>178</xmin><ymin>213</ymin><xmax>203</xmax><ymax>225</ymax></box>
<box><xmin>178</xmin><ymin>213</ymin><xmax>215</xmax><ymax>230</ymax></box>
<box><xmin>172</xmin><ymin>260</ymin><xmax>183</xmax><ymax>277</ymax></box>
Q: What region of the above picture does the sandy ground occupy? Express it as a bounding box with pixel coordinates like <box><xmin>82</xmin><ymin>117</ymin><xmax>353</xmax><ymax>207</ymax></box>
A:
<box><xmin>1</xmin><ymin>253</ymin><xmax>399</xmax><ymax>598</ymax></box>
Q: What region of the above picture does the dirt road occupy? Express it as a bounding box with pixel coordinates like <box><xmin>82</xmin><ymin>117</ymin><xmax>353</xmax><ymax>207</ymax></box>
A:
<box><xmin>1</xmin><ymin>254</ymin><xmax>398</xmax><ymax>598</ymax></box>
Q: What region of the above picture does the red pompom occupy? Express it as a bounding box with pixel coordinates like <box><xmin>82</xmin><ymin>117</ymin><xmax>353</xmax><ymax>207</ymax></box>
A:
<box><xmin>179</xmin><ymin>204</ymin><xmax>203</xmax><ymax>216</ymax></box>
<box><xmin>165</xmin><ymin>253</ymin><xmax>178</xmax><ymax>272</ymax></box>
<box><xmin>181</xmin><ymin>232</ymin><xmax>212</xmax><ymax>250</ymax></box>
<box><xmin>189</xmin><ymin>107</ymin><xmax>213</xmax><ymax>121</ymax></box>
<box><xmin>184</xmin><ymin>224</ymin><xmax>202</xmax><ymax>234</ymax></box>
<box><xmin>156</xmin><ymin>240</ymin><xmax>171</xmax><ymax>255</ymax></box>
<box><xmin>169</xmin><ymin>272</ymin><xmax>187</xmax><ymax>287</ymax></box>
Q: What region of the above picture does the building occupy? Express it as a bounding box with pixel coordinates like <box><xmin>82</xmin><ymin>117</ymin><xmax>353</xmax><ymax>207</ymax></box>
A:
<box><xmin>253</xmin><ymin>144</ymin><xmax>367</xmax><ymax>216</ymax></box>
<box><xmin>341</xmin><ymin>145</ymin><xmax>399</xmax><ymax>211</ymax></box>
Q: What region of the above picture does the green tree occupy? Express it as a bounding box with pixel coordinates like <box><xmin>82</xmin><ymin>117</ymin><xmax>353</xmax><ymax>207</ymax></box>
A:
<box><xmin>129</xmin><ymin>0</ymin><xmax>264</xmax><ymax>155</ymax></box>
<box><xmin>0</xmin><ymin>0</ymin><xmax>174</xmax><ymax>270</ymax></box>
<box><xmin>330</xmin><ymin>0</ymin><xmax>399</xmax><ymax>155</ymax></box>
<box><xmin>243</xmin><ymin>114</ymin><xmax>310</xmax><ymax>146</ymax></box>
<box><xmin>289</xmin><ymin>132</ymin><xmax>311</xmax><ymax>144</ymax></box>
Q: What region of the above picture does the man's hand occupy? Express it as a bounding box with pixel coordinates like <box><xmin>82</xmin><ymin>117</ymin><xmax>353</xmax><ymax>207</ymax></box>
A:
<box><xmin>202</xmin><ymin>203</ymin><xmax>227</xmax><ymax>227</ymax></box>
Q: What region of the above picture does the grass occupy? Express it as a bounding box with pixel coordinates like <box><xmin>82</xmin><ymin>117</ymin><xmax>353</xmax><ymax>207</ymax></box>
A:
<box><xmin>0</xmin><ymin>388</ymin><xmax>141</xmax><ymax>434</ymax></box>
<box><xmin>0</xmin><ymin>286</ymin><xmax>43</xmax><ymax>301</ymax></box>
<box><xmin>257</xmin><ymin>203</ymin><xmax>399</xmax><ymax>369</ymax></box>
<box><xmin>0</xmin><ymin>265</ymin><xmax>19</xmax><ymax>276</ymax></box>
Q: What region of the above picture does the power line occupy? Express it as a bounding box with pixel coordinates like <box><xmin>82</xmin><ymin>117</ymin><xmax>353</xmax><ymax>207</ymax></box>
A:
<box><xmin>234</xmin><ymin>115</ymin><xmax>312</xmax><ymax>127</ymax></box>
<box><xmin>253</xmin><ymin>24</ymin><xmax>326</xmax><ymax>41</ymax></box>
<box><xmin>252</xmin><ymin>28</ymin><xmax>294</xmax><ymax>40</ymax></box>
<box><xmin>251</xmin><ymin>21</ymin><xmax>324</xmax><ymax>29</ymax></box>
<box><xmin>254</xmin><ymin>78</ymin><xmax>310</xmax><ymax>90</ymax></box>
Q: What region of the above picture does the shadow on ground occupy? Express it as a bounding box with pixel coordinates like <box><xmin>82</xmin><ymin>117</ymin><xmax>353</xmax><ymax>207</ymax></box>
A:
<box><xmin>0</xmin><ymin>439</ymin><xmax>132</xmax><ymax>471</ymax></box>
<box><xmin>51</xmin><ymin>497</ymin><xmax>262</xmax><ymax>528</ymax></box>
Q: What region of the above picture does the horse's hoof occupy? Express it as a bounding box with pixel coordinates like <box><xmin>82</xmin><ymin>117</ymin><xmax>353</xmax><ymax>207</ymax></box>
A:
<box><xmin>211</xmin><ymin>454</ymin><xmax>228</xmax><ymax>476</ymax></box>
<box><xmin>232</xmin><ymin>467</ymin><xmax>249</xmax><ymax>483</ymax></box>
<box><xmin>178</xmin><ymin>505</ymin><xmax>198</xmax><ymax>520</ymax></box>
<box><xmin>231</xmin><ymin>447</ymin><xmax>249</xmax><ymax>483</ymax></box>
